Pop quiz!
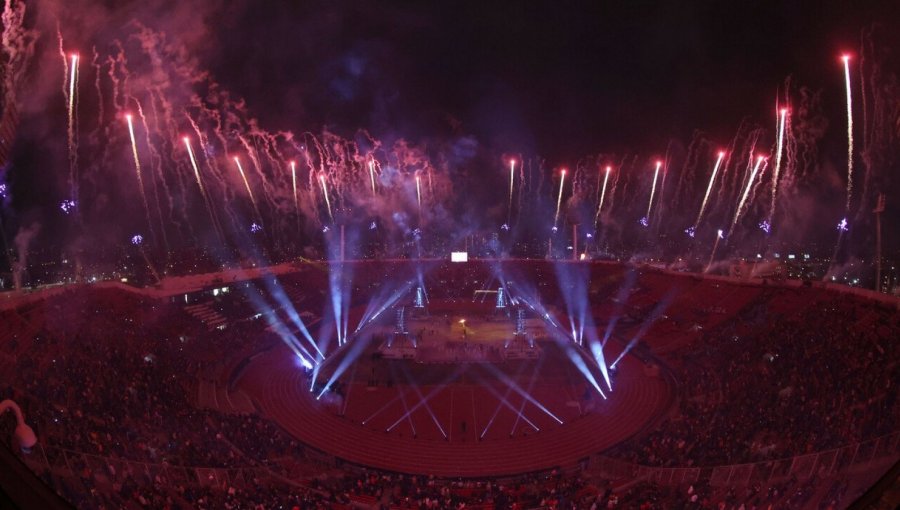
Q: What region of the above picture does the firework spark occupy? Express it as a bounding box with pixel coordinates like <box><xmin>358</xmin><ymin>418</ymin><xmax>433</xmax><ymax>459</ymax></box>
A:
<box><xmin>67</xmin><ymin>53</ymin><xmax>78</xmax><ymax>125</ymax></box>
<box><xmin>836</xmin><ymin>217</ymin><xmax>849</xmax><ymax>232</ymax></box>
<box><xmin>60</xmin><ymin>199</ymin><xmax>76</xmax><ymax>214</ymax></box>
<box><xmin>841</xmin><ymin>54</ymin><xmax>854</xmax><ymax>212</ymax></box>
<box><xmin>182</xmin><ymin>136</ymin><xmax>222</xmax><ymax>238</ymax></box>
<box><xmin>65</xmin><ymin>52</ymin><xmax>79</xmax><ymax>208</ymax></box>
<box><xmin>182</xmin><ymin>137</ymin><xmax>205</xmax><ymax>193</ymax></box>
<box><xmin>125</xmin><ymin>114</ymin><xmax>154</xmax><ymax>241</ymax></box>
<box><xmin>416</xmin><ymin>174</ymin><xmax>422</xmax><ymax>210</ymax></box>
<box><xmin>768</xmin><ymin>108</ymin><xmax>788</xmax><ymax>225</ymax></box>
<box><xmin>233</xmin><ymin>156</ymin><xmax>261</xmax><ymax>219</ymax></box>
<box><xmin>644</xmin><ymin>160</ymin><xmax>662</xmax><ymax>225</ymax></box>
<box><xmin>319</xmin><ymin>174</ymin><xmax>333</xmax><ymax>222</ymax></box>
<box><xmin>692</xmin><ymin>151</ymin><xmax>726</xmax><ymax>230</ymax></box>
<box><xmin>290</xmin><ymin>160</ymin><xmax>299</xmax><ymax>211</ymax></box>
<box><xmin>705</xmin><ymin>229</ymin><xmax>725</xmax><ymax>272</ymax></box>
<box><xmin>730</xmin><ymin>155</ymin><xmax>767</xmax><ymax>236</ymax></box>
<box><xmin>594</xmin><ymin>165</ymin><xmax>612</xmax><ymax>228</ymax></box>
<box><xmin>507</xmin><ymin>159</ymin><xmax>516</xmax><ymax>224</ymax></box>
<box><xmin>553</xmin><ymin>168</ymin><xmax>566</xmax><ymax>229</ymax></box>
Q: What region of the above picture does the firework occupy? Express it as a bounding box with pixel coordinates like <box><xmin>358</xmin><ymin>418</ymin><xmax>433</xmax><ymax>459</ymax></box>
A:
<box><xmin>233</xmin><ymin>156</ymin><xmax>260</xmax><ymax>218</ymax></box>
<box><xmin>553</xmin><ymin>168</ymin><xmax>567</xmax><ymax>229</ymax></box>
<box><xmin>841</xmin><ymin>55</ymin><xmax>853</xmax><ymax>212</ymax></box>
<box><xmin>416</xmin><ymin>174</ymin><xmax>422</xmax><ymax>210</ymax></box>
<box><xmin>125</xmin><ymin>114</ymin><xmax>154</xmax><ymax>240</ymax></box>
<box><xmin>705</xmin><ymin>229</ymin><xmax>725</xmax><ymax>272</ymax></box>
<box><xmin>507</xmin><ymin>159</ymin><xmax>516</xmax><ymax>224</ymax></box>
<box><xmin>290</xmin><ymin>160</ymin><xmax>299</xmax><ymax>211</ymax></box>
<box><xmin>644</xmin><ymin>160</ymin><xmax>662</xmax><ymax>225</ymax></box>
<box><xmin>67</xmin><ymin>54</ymin><xmax>78</xmax><ymax>125</ymax></box>
<box><xmin>0</xmin><ymin>183</ymin><xmax>7</xmax><ymax>198</ymax></box>
<box><xmin>250</xmin><ymin>222</ymin><xmax>263</xmax><ymax>233</ymax></box>
<box><xmin>836</xmin><ymin>217</ymin><xmax>849</xmax><ymax>232</ymax></box>
<box><xmin>692</xmin><ymin>151</ymin><xmax>726</xmax><ymax>229</ymax></box>
<box><xmin>65</xmin><ymin>52</ymin><xmax>79</xmax><ymax>207</ymax></box>
<box><xmin>594</xmin><ymin>165</ymin><xmax>611</xmax><ymax>228</ymax></box>
<box><xmin>182</xmin><ymin>136</ymin><xmax>223</xmax><ymax>238</ymax></box>
<box><xmin>368</xmin><ymin>159</ymin><xmax>377</xmax><ymax>195</ymax></box>
<box><xmin>730</xmin><ymin>155</ymin><xmax>767</xmax><ymax>236</ymax></box>
<box><xmin>758</xmin><ymin>220</ymin><xmax>771</xmax><ymax>234</ymax></box>
<box><xmin>768</xmin><ymin>108</ymin><xmax>788</xmax><ymax>225</ymax></box>
<box><xmin>319</xmin><ymin>174</ymin><xmax>333</xmax><ymax>222</ymax></box>
<box><xmin>182</xmin><ymin>137</ymin><xmax>205</xmax><ymax>193</ymax></box>
<box><xmin>60</xmin><ymin>199</ymin><xmax>76</xmax><ymax>214</ymax></box>
<box><xmin>131</xmin><ymin>234</ymin><xmax>143</xmax><ymax>246</ymax></box>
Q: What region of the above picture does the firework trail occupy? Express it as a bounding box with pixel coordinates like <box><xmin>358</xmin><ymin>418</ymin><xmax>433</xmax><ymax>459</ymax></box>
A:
<box><xmin>515</xmin><ymin>158</ymin><xmax>536</xmax><ymax>222</ymax></box>
<box><xmin>182</xmin><ymin>137</ymin><xmax>205</xmax><ymax>193</ymax></box>
<box><xmin>124</xmin><ymin>113</ymin><xmax>156</xmax><ymax>242</ymax></box>
<box><xmin>290</xmin><ymin>160</ymin><xmax>299</xmax><ymax>210</ymax></box>
<box><xmin>705</xmin><ymin>229</ymin><xmax>725</xmax><ymax>272</ymax></box>
<box><xmin>67</xmin><ymin>52</ymin><xmax>78</xmax><ymax>140</ymax></box>
<box><xmin>672</xmin><ymin>134</ymin><xmax>706</xmax><ymax>211</ymax></box>
<box><xmin>233</xmin><ymin>156</ymin><xmax>262</xmax><ymax>220</ymax></box>
<box><xmin>841</xmin><ymin>54</ymin><xmax>854</xmax><ymax>212</ymax></box>
<box><xmin>415</xmin><ymin>174</ymin><xmax>422</xmax><ymax>211</ymax></box>
<box><xmin>690</xmin><ymin>151</ymin><xmax>726</xmax><ymax>233</ymax></box>
<box><xmin>368</xmin><ymin>159</ymin><xmax>377</xmax><ymax>195</ymax></box>
<box><xmin>134</xmin><ymin>100</ymin><xmax>171</xmax><ymax>252</ymax></box>
<box><xmin>507</xmin><ymin>159</ymin><xmax>516</xmax><ymax>224</ymax></box>
<box><xmin>721</xmin><ymin>125</ymin><xmax>761</xmax><ymax>211</ymax></box>
<box><xmin>605</xmin><ymin>155</ymin><xmax>629</xmax><ymax>216</ymax></box>
<box><xmin>729</xmin><ymin>155</ymin><xmax>768</xmax><ymax>236</ymax></box>
<box><xmin>237</xmin><ymin>134</ymin><xmax>278</xmax><ymax>223</ymax></box>
<box><xmin>61</xmin><ymin>44</ymin><xmax>80</xmax><ymax>206</ymax></box>
<box><xmin>593</xmin><ymin>165</ymin><xmax>611</xmax><ymax>228</ymax></box>
<box><xmin>319</xmin><ymin>174</ymin><xmax>334</xmax><ymax>222</ymax></box>
<box><xmin>641</xmin><ymin>160</ymin><xmax>662</xmax><ymax>226</ymax></box>
<box><xmin>183</xmin><ymin>136</ymin><xmax>222</xmax><ymax>238</ymax></box>
<box><xmin>553</xmin><ymin>168</ymin><xmax>566</xmax><ymax>229</ymax></box>
<box><xmin>767</xmin><ymin>108</ymin><xmax>788</xmax><ymax>225</ymax></box>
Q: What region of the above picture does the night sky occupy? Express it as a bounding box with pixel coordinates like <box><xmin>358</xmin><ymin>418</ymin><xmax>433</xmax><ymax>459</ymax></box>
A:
<box><xmin>200</xmin><ymin>0</ymin><xmax>899</xmax><ymax>159</ymax></box>
<box><xmin>2</xmin><ymin>0</ymin><xmax>899</xmax><ymax>267</ymax></box>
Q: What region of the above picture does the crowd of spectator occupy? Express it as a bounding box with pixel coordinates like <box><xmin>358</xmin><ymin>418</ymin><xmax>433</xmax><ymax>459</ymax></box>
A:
<box><xmin>0</xmin><ymin>264</ymin><xmax>896</xmax><ymax>509</ymax></box>
<box><xmin>611</xmin><ymin>291</ymin><xmax>900</xmax><ymax>467</ymax></box>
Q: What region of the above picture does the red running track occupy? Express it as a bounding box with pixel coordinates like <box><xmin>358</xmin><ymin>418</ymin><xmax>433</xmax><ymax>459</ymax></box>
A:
<box><xmin>239</xmin><ymin>345</ymin><xmax>673</xmax><ymax>477</ymax></box>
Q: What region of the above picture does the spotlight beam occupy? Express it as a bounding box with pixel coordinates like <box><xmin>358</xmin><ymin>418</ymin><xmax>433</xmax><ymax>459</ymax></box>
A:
<box><xmin>477</xmin><ymin>376</ymin><xmax>541</xmax><ymax>434</ymax></box>
<box><xmin>397</xmin><ymin>364</ymin><xmax>447</xmax><ymax>438</ymax></box>
<box><xmin>386</xmin><ymin>367</ymin><xmax>466</xmax><ymax>433</ymax></box>
<box><xmin>510</xmin><ymin>361</ymin><xmax>545</xmax><ymax>435</ymax></box>
<box><xmin>478</xmin><ymin>363</ymin><xmax>563</xmax><ymax>424</ymax></box>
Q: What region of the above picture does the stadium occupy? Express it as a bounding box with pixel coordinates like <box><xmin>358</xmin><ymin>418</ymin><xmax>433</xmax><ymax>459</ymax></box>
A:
<box><xmin>2</xmin><ymin>1</ymin><xmax>900</xmax><ymax>508</ymax></box>
<box><xmin>2</xmin><ymin>258</ymin><xmax>898</xmax><ymax>508</ymax></box>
